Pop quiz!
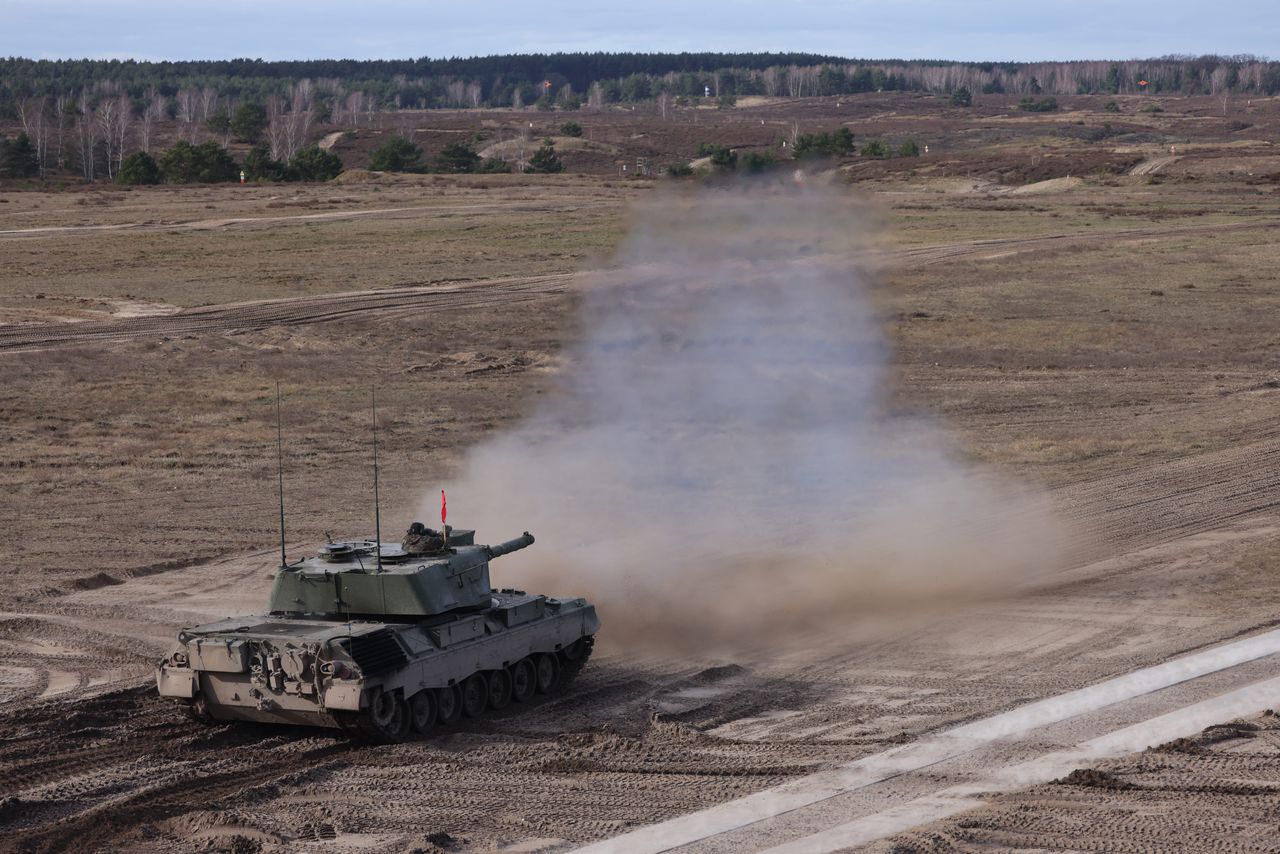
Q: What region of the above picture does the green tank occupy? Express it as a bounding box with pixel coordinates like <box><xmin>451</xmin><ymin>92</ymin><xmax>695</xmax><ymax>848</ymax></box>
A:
<box><xmin>156</xmin><ymin>525</ymin><xmax>599</xmax><ymax>742</ymax></box>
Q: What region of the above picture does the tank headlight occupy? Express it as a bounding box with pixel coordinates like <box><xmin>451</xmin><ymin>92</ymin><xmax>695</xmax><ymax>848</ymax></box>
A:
<box><xmin>171</xmin><ymin>651</ymin><xmax>188</xmax><ymax>667</ymax></box>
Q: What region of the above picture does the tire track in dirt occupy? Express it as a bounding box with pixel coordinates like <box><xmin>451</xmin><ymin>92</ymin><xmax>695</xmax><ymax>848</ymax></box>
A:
<box><xmin>1051</xmin><ymin>428</ymin><xmax>1280</xmax><ymax>565</ymax></box>
<box><xmin>886</xmin><ymin>216</ymin><xmax>1280</xmax><ymax>268</ymax></box>
<box><xmin>0</xmin><ymin>200</ymin><xmax>612</xmax><ymax>239</ymax></box>
<box><xmin>0</xmin><ymin>274</ymin><xmax>572</xmax><ymax>353</ymax></box>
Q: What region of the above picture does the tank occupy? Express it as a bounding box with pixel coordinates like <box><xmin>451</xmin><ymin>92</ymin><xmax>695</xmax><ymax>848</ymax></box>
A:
<box><xmin>156</xmin><ymin>524</ymin><xmax>599</xmax><ymax>742</ymax></box>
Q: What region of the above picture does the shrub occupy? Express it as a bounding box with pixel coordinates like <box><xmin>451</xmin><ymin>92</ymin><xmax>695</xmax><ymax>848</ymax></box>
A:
<box><xmin>476</xmin><ymin>157</ymin><xmax>512</xmax><ymax>173</ymax></box>
<box><xmin>981</xmin><ymin>80</ymin><xmax>1005</xmax><ymax>94</ymax></box>
<box><xmin>950</xmin><ymin>87</ymin><xmax>972</xmax><ymax>107</ymax></box>
<box><xmin>289</xmin><ymin>145</ymin><xmax>343</xmax><ymax>181</ymax></box>
<box><xmin>559</xmin><ymin>121</ymin><xmax>582</xmax><ymax>137</ymax></box>
<box><xmin>117</xmin><ymin>151</ymin><xmax>161</xmax><ymax>185</ymax></box>
<box><xmin>716</xmin><ymin>95</ymin><xmax>737</xmax><ymax>109</ymax></box>
<box><xmin>794</xmin><ymin>128</ymin><xmax>855</xmax><ymax>159</ymax></box>
<box><xmin>898</xmin><ymin>139</ymin><xmax>921</xmax><ymax>157</ymax></box>
<box><xmin>369</xmin><ymin>135</ymin><xmax>423</xmax><ymax>172</ymax></box>
<box><xmin>860</xmin><ymin>140</ymin><xmax>888</xmax><ymax>158</ymax></box>
<box><xmin>435</xmin><ymin>141</ymin><xmax>480</xmax><ymax>173</ymax></box>
<box><xmin>1018</xmin><ymin>96</ymin><xmax>1059</xmax><ymax>112</ymax></box>
<box><xmin>1140</xmin><ymin>104</ymin><xmax>1164</xmax><ymax>113</ymax></box>
<box><xmin>738</xmin><ymin>151</ymin><xmax>776</xmax><ymax>174</ymax></box>
<box><xmin>666</xmin><ymin>162</ymin><xmax>694</xmax><ymax>177</ymax></box>
<box><xmin>158</xmin><ymin>140</ymin><xmax>238</xmax><ymax>183</ymax></box>
<box><xmin>527</xmin><ymin>140</ymin><xmax>563</xmax><ymax>173</ymax></box>
<box><xmin>1104</xmin><ymin>100</ymin><xmax>1119</xmax><ymax>113</ymax></box>
<box><xmin>243</xmin><ymin>142</ymin><xmax>285</xmax><ymax>181</ymax></box>
<box><xmin>708</xmin><ymin>145</ymin><xmax>737</xmax><ymax>169</ymax></box>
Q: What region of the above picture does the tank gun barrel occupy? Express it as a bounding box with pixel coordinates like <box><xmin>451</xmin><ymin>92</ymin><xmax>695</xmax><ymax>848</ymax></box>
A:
<box><xmin>486</xmin><ymin>532</ymin><xmax>535</xmax><ymax>559</ymax></box>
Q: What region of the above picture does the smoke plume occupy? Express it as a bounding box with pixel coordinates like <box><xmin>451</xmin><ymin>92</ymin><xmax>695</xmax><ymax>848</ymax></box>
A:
<box><xmin>427</xmin><ymin>184</ymin><xmax>1063</xmax><ymax>653</ymax></box>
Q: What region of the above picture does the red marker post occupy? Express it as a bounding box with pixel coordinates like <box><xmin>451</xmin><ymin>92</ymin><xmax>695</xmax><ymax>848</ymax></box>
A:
<box><xmin>441</xmin><ymin>489</ymin><xmax>448</xmax><ymax>546</ymax></box>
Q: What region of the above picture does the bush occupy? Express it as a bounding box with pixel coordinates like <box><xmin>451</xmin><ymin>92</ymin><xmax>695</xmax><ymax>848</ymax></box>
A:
<box><xmin>369</xmin><ymin>135</ymin><xmax>423</xmax><ymax>172</ymax></box>
<box><xmin>230</xmin><ymin>102</ymin><xmax>267</xmax><ymax>143</ymax></box>
<box><xmin>435</xmin><ymin>141</ymin><xmax>480</xmax><ymax>173</ymax></box>
<box><xmin>1018</xmin><ymin>96</ymin><xmax>1059</xmax><ymax>112</ymax></box>
<box><xmin>716</xmin><ymin>95</ymin><xmax>737</xmax><ymax>109</ymax></box>
<box><xmin>559</xmin><ymin>121</ymin><xmax>582</xmax><ymax>137</ymax></box>
<box><xmin>860</xmin><ymin>140</ymin><xmax>888</xmax><ymax>158</ymax></box>
<box><xmin>708</xmin><ymin>145</ymin><xmax>737</xmax><ymax>169</ymax></box>
<box><xmin>558</xmin><ymin>94</ymin><xmax>582</xmax><ymax>111</ymax></box>
<box><xmin>793</xmin><ymin>128</ymin><xmax>855</xmax><ymax>159</ymax></box>
<box><xmin>289</xmin><ymin>145</ymin><xmax>343</xmax><ymax>181</ymax></box>
<box><xmin>527</xmin><ymin>140</ymin><xmax>563</xmax><ymax>173</ymax></box>
<box><xmin>1140</xmin><ymin>104</ymin><xmax>1164</xmax><ymax>113</ymax></box>
<box><xmin>696</xmin><ymin>142</ymin><xmax>715</xmax><ymax>157</ymax></box>
<box><xmin>158</xmin><ymin>140</ymin><xmax>238</xmax><ymax>183</ymax></box>
<box><xmin>981</xmin><ymin>80</ymin><xmax>1005</xmax><ymax>94</ymax></box>
<box><xmin>117</xmin><ymin>151</ymin><xmax>161</xmax><ymax>184</ymax></box>
<box><xmin>1104</xmin><ymin>100</ymin><xmax>1119</xmax><ymax>113</ymax></box>
<box><xmin>738</xmin><ymin>151</ymin><xmax>776</xmax><ymax>174</ymax></box>
<box><xmin>243</xmin><ymin>142</ymin><xmax>285</xmax><ymax>181</ymax></box>
<box><xmin>476</xmin><ymin>157</ymin><xmax>512</xmax><ymax>173</ymax></box>
<box><xmin>666</xmin><ymin>162</ymin><xmax>694</xmax><ymax>177</ymax></box>
<box><xmin>950</xmin><ymin>87</ymin><xmax>972</xmax><ymax>107</ymax></box>
<box><xmin>898</xmin><ymin>139</ymin><xmax>921</xmax><ymax>157</ymax></box>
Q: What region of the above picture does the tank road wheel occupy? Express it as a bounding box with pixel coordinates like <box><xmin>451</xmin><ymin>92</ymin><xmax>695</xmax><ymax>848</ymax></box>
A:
<box><xmin>436</xmin><ymin>684</ymin><xmax>462</xmax><ymax>725</ymax></box>
<box><xmin>510</xmin><ymin>659</ymin><xmax>536</xmax><ymax>703</ymax></box>
<box><xmin>410</xmin><ymin>690</ymin><xmax>437</xmax><ymax>734</ymax></box>
<box><xmin>461</xmin><ymin>673</ymin><xmax>488</xmax><ymax>718</ymax></box>
<box><xmin>534</xmin><ymin>652</ymin><xmax>560</xmax><ymax>695</ymax></box>
<box><xmin>487</xmin><ymin>669</ymin><xmax>513</xmax><ymax>711</ymax></box>
<box><xmin>366</xmin><ymin>688</ymin><xmax>410</xmax><ymax>743</ymax></box>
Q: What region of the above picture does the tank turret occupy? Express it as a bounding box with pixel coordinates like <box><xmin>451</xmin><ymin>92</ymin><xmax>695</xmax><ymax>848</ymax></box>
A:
<box><xmin>264</xmin><ymin>527</ymin><xmax>536</xmax><ymax>620</ymax></box>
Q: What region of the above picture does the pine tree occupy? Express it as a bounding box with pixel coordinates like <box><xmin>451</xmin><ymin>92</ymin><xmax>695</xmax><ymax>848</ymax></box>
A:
<box><xmin>527</xmin><ymin>140</ymin><xmax>563</xmax><ymax>173</ymax></box>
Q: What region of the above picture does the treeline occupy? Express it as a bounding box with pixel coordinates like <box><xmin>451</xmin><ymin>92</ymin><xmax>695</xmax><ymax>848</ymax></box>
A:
<box><xmin>4</xmin><ymin>53</ymin><xmax>1279</xmax><ymax>121</ymax></box>
<box><xmin>116</xmin><ymin>139</ymin><xmax>342</xmax><ymax>184</ymax></box>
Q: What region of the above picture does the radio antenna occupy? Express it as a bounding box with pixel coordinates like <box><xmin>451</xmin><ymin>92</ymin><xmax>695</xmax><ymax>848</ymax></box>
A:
<box><xmin>372</xmin><ymin>386</ymin><xmax>383</xmax><ymax>573</ymax></box>
<box><xmin>275</xmin><ymin>381</ymin><xmax>287</xmax><ymax>569</ymax></box>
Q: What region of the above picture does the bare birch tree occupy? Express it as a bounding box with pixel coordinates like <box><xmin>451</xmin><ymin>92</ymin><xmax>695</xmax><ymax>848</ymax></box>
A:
<box><xmin>139</xmin><ymin>89</ymin><xmax>164</xmax><ymax>152</ymax></box>
<box><xmin>17</xmin><ymin>96</ymin><xmax>50</xmax><ymax>177</ymax></box>
<box><xmin>73</xmin><ymin>90</ymin><xmax>97</xmax><ymax>181</ymax></box>
<box><xmin>175</xmin><ymin>88</ymin><xmax>197</xmax><ymax>141</ymax></box>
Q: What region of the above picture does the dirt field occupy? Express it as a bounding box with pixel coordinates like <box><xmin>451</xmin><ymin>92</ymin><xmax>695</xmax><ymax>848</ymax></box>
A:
<box><xmin>3</xmin><ymin>92</ymin><xmax>1280</xmax><ymax>853</ymax></box>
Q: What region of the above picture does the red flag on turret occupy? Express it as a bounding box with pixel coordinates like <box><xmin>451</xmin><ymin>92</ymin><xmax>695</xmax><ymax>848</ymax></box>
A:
<box><xmin>441</xmin><ymin>489</ymin><xmax>447</xmax><ymax>526</ymax></box>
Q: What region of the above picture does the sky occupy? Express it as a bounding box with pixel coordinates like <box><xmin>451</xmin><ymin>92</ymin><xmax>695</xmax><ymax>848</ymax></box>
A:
<box><xmin>4</xmin><ymin>0</ymin><xmax>1276</xmax><ymax>63</ymax></box>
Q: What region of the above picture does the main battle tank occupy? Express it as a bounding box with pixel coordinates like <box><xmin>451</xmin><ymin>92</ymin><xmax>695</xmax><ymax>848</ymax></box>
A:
<box><xmin>156</xmin><ymin>525</ymin><xmax>599</xmax><ymax>742</ymax></box>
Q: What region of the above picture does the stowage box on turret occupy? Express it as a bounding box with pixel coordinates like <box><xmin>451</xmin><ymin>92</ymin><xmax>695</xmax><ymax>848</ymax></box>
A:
<box><xmin>156</xmin><ymin>525</ymin><xmax>599</xmax><ymax>742</ymax></box>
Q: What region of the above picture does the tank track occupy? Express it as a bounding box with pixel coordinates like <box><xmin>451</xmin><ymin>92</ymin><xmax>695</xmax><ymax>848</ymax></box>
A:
<box><xmin>557</xmin><ymin>635</ymin><xmax>594</xmax><ymax>691</ymax></box>
<box><xmin>334</xmin><ymin>711</ymin><xmax>392</xmax><ymax>742</ymax></box>
<box><xmin>335</xmin><ymin>635</ymin><xmax>596</xmax><ymax>743</ymax></box>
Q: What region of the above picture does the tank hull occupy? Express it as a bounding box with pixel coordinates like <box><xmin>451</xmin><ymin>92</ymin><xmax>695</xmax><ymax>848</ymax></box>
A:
<box><xmin>157</xmin><ymin>590</ymin><xmax>598</xmax><ymax>740</ymax></box>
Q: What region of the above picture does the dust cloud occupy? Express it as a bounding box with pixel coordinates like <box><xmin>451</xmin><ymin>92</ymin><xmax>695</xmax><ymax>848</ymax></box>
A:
<box><xmin>427</xmin><ymin>183</ymin><xmax>1065</xmax><ymax>653</ymax></box>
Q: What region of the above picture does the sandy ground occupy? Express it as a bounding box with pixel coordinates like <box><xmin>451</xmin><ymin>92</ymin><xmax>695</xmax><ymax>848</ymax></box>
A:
<box><xmin>3</xmin><ymin>96</ymin><xmax>1280</xmax><ymax>853</ymax></box>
